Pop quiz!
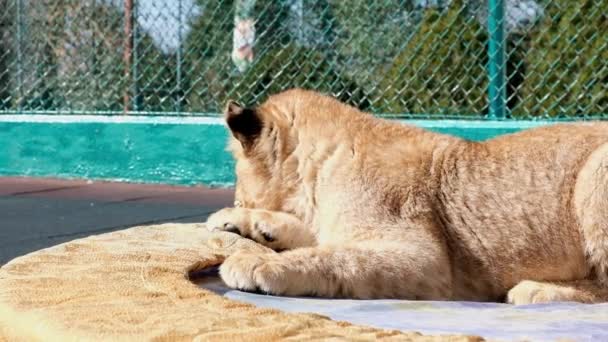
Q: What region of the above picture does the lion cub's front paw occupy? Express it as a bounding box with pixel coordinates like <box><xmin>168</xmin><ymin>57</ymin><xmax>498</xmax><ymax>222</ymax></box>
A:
<box><xmin>206</xmin><ymin>208</ymin><xmax>249</xmax><ymax>235</ymax></box>
<box><xmin>507</xmin><ymin>280</ymin><xmax>571</xmax><ymax>305</ymax></box>
<box><xmin>507</xmin><ymin>281</ymin><xmax>544</xmax><ymax>305</ymax></box>
<box><xmin>206</xmin><ymin>208</ymin><xmax>277</xmax><ymax>246</ymax></box>
<box><xmin>219</xmin><ymin>251</ymin><xmax>287</xmax><ymax>294</ymax></box>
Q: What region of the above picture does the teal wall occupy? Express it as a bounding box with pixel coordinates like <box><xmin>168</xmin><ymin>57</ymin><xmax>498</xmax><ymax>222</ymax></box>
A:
<box><xmin>0</xmin><ymin>118</ymin><xmax>555</xmax><ymax>187</ymax></box>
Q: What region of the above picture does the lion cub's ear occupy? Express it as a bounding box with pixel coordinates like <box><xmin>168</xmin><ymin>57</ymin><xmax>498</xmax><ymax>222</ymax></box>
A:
<box><xmin>224</xmin><ymin>100</ymin><xmax>263</xmax><ymax>150</ymax></box>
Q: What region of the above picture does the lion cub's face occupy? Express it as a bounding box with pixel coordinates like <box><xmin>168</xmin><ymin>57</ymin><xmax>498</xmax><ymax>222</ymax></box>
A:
<box><xmin>224</xmin><ymin>99</ymin><xmax>297</xmax><ymax>212</ymax></box>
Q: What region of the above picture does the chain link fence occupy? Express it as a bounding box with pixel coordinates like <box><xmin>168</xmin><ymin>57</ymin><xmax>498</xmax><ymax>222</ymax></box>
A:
<box><xmin>0</xmin><ymin>0</ymin><xmax>606</xmax><ymax>119</ymax></box>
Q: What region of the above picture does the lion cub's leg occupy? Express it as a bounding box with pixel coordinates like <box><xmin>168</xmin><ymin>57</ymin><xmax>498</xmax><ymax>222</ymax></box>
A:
<box><xmin>507</xmin><ymin>279</ymin><xmax>608</xmax><ymax>305</ymax></box>
<box><xmin>206</xmin><ymin>207</ymin><xmax>316</xmax><ymax>250</ymax></box>
<box><xmin>219</xmin><ymin>241</ymin><xmax>452</xmax><ymax>299</ymax></box>
<box><xmin>574</xmin><ymin>142</ymin><xmax>608</xmax><ymax>285</ymax></box>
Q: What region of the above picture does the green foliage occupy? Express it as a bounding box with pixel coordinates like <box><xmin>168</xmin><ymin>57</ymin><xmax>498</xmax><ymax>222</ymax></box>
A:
<box><xmin>512</xmin><ymin>0</ymin><xmax>608</xmax><ymax>117</ymax></box>
<box><xmin>329</xmin><ymin>0</ymin><xmax>417</xmax><ymax>88</ymax></box>
<box><xmin>183</xmin><ymin>0</ymin><xmax>236</xmax><ymax>112</ymax></box>
<box><xmin>229</xmin><ymin>44</ymin><xmax>368</xmax><ymax>108</ymax></box>
<box><xmin>19</xmin><ymin>2</ymin><xmax>127</xmax><ymax>111</ymax></box>
<box><xmin>184</xmin><ymin>0</ymin><xmax>366</xmax><ymax>112</ymax></box>
<box><xmin>134</xmin><ymin>35</ymin><xmax>182</xmax><ymax>112</ymax></box>
<box><xmin>0</xmin><ymin>0</ymin><xmax>606</xmax><ymax>118</ymax></box>
<box><xmin>379</xmin><ymin>2</ymin><xmax>488</xmax><ymax>115</ymax></box>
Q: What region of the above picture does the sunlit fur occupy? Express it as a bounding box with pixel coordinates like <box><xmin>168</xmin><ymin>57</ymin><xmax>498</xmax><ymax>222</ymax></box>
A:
<box><xmin>206</xmin><ymin>88</ymin><xmax>608</xmax><ymax>303</ymax></box>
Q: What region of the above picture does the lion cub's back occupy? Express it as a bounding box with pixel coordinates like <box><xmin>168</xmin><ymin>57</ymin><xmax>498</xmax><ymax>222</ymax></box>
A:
<box><xmin>440</xmin><ymin>122</ymin><xmax>608</xmax><ymax>292</ymax></box>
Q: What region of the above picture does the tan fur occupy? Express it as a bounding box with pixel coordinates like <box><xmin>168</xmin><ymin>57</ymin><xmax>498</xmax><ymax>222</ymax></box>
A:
<box><xmin>206</xmin><ymin>88</ymin><xmax>608</xmax><ymax>304</ymax></box>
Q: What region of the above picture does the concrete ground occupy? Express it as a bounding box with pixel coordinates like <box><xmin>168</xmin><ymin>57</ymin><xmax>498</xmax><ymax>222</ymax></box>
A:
<box><xmin>0</xmin><ymin>177</ymin><xmax>234</xmax><ymax>265</ymax></box>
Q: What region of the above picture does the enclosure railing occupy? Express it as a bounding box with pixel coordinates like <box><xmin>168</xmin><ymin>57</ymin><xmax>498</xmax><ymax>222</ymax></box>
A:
<box><xmin>0</xmin><ymin>0</ymin><xmax>606</xmax><ymax>120</ymax></box>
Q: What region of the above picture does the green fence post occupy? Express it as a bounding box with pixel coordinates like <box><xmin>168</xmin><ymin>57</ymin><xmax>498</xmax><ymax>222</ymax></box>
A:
<box><xmin>15</xmin><ymin>0</ymin><xmax>23</xmax><ymax>111</ymax></box>
<box><xmin>132</xmin><ymin>0</ymin><xmax>140</xmax><ymax>112</ymax></box>
<box><xmin>123</xmin><ymin>0</ymin><xmax>133</xmax><ymax>113</ymax></box>
<box><xmin>487</xmin><ymin>0</ymin><xmax>506</xmax><ymax>119</ymax></box>
<box><xmin>176</xmin><ymin>0</ymin><xmax>183</xmax><ymax>113</ymax></box>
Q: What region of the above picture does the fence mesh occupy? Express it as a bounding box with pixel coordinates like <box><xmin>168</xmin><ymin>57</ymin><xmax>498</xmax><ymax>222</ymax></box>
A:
<box><xmin>0</xmin><ymin>0</ymin><xmax>606</xmax><ymax>119</ymax></box>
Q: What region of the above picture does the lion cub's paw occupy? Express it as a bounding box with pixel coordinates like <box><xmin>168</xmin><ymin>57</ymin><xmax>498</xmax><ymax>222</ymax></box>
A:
<box><xmin>206</xmin><ymin>208</ymin><xmax>249</xmax><ymax>234</ymax></box>
<box><xmin>507</xmin><ymin>280</ymin><xmax>576</xmax><ymax>305</ymax></box>
<box><xmin>206</xmin><ymin>208</ymin><xmax>277</xmax><ymax>246</ymax></box>
<box><xmin>219</xmin><ymin>251</ymin><xmax>287</xmax><ymax>294</ymax></box>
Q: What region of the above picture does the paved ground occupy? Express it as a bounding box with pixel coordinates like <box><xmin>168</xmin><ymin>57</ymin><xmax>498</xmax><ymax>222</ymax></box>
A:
<box><xmin>0</xmin><ymin>177</ymin><xmax>234</xmax><ymax>265</ymax></box>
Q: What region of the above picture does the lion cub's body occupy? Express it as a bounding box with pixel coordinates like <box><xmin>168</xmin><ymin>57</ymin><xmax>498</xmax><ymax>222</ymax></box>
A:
<box><xmin>207</xmin><ymin>89</ymin><xmax>608</xmax><ymax>304</ymax></box>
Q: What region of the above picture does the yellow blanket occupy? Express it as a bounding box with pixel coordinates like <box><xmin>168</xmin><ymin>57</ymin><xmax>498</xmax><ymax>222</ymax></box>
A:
<box><xmin>0</xmin><ymin>223</ymin><xmax>482</xmax><ymax>341</ymax></box>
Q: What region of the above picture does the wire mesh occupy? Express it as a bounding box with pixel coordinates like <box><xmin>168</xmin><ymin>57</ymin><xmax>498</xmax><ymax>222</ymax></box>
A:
<box><xmin>0</xmin><ymin>0</ymin><xmax>605</xmax><ymax>119</ymax></box>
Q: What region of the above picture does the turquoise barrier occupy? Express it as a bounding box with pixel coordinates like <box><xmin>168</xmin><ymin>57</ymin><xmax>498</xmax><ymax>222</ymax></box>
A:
<box><xmin>0</xmin><ymin>117</ymin><xmax>556</xmax><ymax>187</ymax></box>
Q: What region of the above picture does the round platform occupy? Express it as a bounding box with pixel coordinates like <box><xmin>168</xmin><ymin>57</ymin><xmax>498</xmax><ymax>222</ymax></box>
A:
<box><xmin>0</xmin><ymin>223</ymin><xmax>480</xmax><ymax>341</ymax></box>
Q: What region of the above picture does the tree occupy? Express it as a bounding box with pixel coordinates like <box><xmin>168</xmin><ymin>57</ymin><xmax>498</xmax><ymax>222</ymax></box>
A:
<box><xmin>379</xmin><ymin>1</ymin><xmax>488</xmax><ymax>116</ymax></box>
<box><xmin>329</xmin><ymin>0</ymin><xmax>420</xmax><ymax>107</ymax></box>
<box><xmin>512</xmin><ymin>0</ymin><xmax>608</xmax><ymax>117</ymax></box>
<box><xmin>5</xmin><ymin>0</ymin><xmax>175</xmax><ymax>113</ymax></box>
<box><xmin>183</xmin><ymin>0</ymin><xmax>366</xmax><ymax>112</ymax></box>
<box><xmin>132</xmin><ymin>34</ymin><xmax>182</xmax><ymax>113</ymax></box>
<box><xmin>0</xmin><ymin>0</ymin><xmax>11</xmax><ymax>109</ymax></box>
<box><xmin>230</xmin><ymin>43</ymin><xmax>367</xmax><ymax>108</ymax></box>
<box><xmin>182</xmin><ymin>0</ymin><xmax>236</xmax><ymax>112</ymax></box>
<box><xmin>16</xmin><ymin>1</ymin><xmax>126</xmax><ymax>111</ymax></box>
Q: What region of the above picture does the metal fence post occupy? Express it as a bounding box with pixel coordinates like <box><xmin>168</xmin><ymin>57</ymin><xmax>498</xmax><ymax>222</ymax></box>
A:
<box><xmin>176</xmin><ymin>0</ymin><xmax>183</xmax><ymax>113</ymax></box>
<box><xmin>15</xmin><ymin>0</ymin><xmax>23</xmax><ymax>111</ymax></box>
<box><xmin>487</xmin><ymin>0</ymin><xmax>506</xmax><ymax>119</ymax></box>
<box><xmin>132</xmin><ymin>0</ymin><xmax>139</xmax><ymax>111</ymax></box>
<box><xmin>123</xmin><ymin>0</ymin><xmax>133</xmax><ymax>113</ymax></box>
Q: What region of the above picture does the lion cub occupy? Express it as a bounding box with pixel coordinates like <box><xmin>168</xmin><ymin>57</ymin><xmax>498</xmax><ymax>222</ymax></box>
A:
<box><xmin>206</xmin><ymin>88</ymin><xmax>608</xmax><ymax>304</ymax></box>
